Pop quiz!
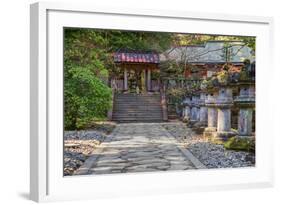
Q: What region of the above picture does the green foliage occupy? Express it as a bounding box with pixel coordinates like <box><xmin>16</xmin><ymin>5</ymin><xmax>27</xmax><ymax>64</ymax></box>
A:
<box><xmin>64</xmin><ymin>28</ymin><xmax>111</xmax><ymax>80</ymax></box>
<box><xmin>64</xmin><ymin>28</ymin><xmax>173</xmax><ymax>129</ymax></box>
<box><xmin>224</xmin><ymin>136</ymin><xmax>255</xmax><ymax>153</ymax></box>
<box><xmin>217</xmin><ymin>70</ymin><xmax>230</xmax><ymax>86</ymax></box>
<box><xmin>239</xmin><ymin>36</ymin><xmax>256</xmax><ymax>52</ymax></box>
<box><xmin>200</xmin><ymin>79</ymin><xmax>211</xmax><ymax>90</ymax></box>
<box><xmin>64</xmin><ymin>29</ymin><xmax>113</xmax><ymax>130</ymax></box>
<box><xmin>64</xmin><ymin>66</ymin><xmax>112</xmax><ymax>129</ymax></box>
<box><xmin>106</xmin><ymin>30</ymin><xmax>172</xmax><ymax>52</ymax></box>
<box><xmin>167</xmin><ymin>87</ymin><xmax>186</xmax><ymax>102</ymax></box>
<box><xmin>239</xmin><ymin>69</ymin><xmax>249</xmax><ymax>81</ymax></box>
<box><xmin>159</xmin><ymin>60</ymin><xmax>183</xmax><ymax>78</ymax></box>
<box><xmin>185</xmin><ymin>80</ymin><xmax>201</xmax><ymax>94</ymax></box>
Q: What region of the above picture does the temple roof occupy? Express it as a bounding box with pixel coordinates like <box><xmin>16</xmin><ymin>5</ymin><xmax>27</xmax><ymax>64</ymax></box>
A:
<box><xmin>160</xmin><ymin>40</ymin><xmax>255</xmax><ymax>63</ymax></box>
<box><xmin>113</xmin><ymin>50</ymin><xmax>159</xmax><ymax>64</ymax></box>
<box><xmin>113</xmin><ymin>41</ymin><xmax>255</xmax><ymax>65</ymax></box>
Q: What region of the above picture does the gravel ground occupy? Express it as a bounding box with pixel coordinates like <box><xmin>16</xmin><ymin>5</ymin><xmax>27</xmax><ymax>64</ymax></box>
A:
<box><xmin>162</xmin><ymin>122</ymin><xmax>255</xmax><ymax>169</ymax></box>
<box><xmin>162</xmin><ymin>123</ymin><xmax>196</xmax><ymax>142</ymax></box>
<box><xmin>64</xmin><ymin>122</ymin><xmax>116</xmax><ymax>176</ymax></box>
<box><xmin>187</xmin><ymin>142</ymin><xmax>255</xmax><ymax>168</ymax></box>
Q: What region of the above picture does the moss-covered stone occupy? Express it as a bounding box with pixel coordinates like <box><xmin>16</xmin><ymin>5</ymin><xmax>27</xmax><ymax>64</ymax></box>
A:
<box><xmin>223</xmin><ymin>136</ymin><xmax>255</xmax><ymax>153</ymax></box>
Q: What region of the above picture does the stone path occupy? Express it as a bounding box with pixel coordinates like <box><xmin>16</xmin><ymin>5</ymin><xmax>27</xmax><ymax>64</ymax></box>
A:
<box><xmin>75</xmin><ymin>123</ymin><xmax>200</xmax><ymax>175</ymax></box>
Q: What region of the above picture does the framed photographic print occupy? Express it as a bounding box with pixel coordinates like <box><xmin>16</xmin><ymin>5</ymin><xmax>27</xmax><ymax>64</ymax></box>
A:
<box><xmin>30</xmin><ymin>1</ymin><xmax>274</xmax><ymax>202</ymax></box>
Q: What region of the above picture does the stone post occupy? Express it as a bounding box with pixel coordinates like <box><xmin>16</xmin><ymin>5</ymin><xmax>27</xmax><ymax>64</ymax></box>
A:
<box><xmin>215</xmin><ymin>87</ymin><xmax>236</xmax><ymax>140</ymax></box>
<box><xmin>182</xmin><ymin>96</ymin><xmax>191</xmax><ymax>122</ymax></box>
<box><xmin>160</xmin><ymin>83</ymin><xmax>168</xmax><ymax>121</ymax></box>
<box><xmin>147</xmin><ymin>69</ymin><xmax>151</xmax><ymax>91</ymax></box>
<box><xmin>199</xmin><ymin>92</ymin><xmax>208</xmax><ymax>126</ymax></box>
<box><xmin>141</xmin><ymin>69</ymin><xmax>146</xmax><ymax>93</ymax></box>
<box><xmin>190</xmin><ymin>95</ymin><xmax>200</xmax><ymax>123</ymax></box>
<box><xmin>234</xmin><ymin>83</ymin><xmax>255</xmax><ymax>137</ymax></box>
<box><xmin>124</xmin><ymin>68</ymin><xmax>128</xmax><ymax>91</ymax></box>
<box><xmin>195</xmin><ymin>95</ymin><xmax>201</xmax><ymax>121</ymax></box>
<box><xmin>204</xmin><ymin>92</ymin><xmax>218</xmax><ymax>137</ymax></box>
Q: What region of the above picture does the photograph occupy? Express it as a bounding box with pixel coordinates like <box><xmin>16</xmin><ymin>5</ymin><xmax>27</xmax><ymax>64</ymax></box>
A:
<box><xmin>63</xmin><ymin>28</ymin><xmax>256</xmax><ymax>176</ymax></box>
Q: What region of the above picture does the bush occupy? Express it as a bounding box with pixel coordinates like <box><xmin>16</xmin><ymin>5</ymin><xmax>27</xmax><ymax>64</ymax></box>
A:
<box><xmin>223</xmin><ymin>136</ymin><xmax>255</xmax><ymax>153</ymax></box>
<box><xmin>64</xmin><ymin>66</ymin><xmax>112</xmax><ymax>130</ymax></box>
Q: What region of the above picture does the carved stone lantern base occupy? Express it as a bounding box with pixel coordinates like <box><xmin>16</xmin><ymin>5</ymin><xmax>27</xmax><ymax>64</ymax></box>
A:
<box><xmin>214</xmin><ymin>130</ymin><xmax>237</xmax><ymax>141</ymax></box>
<box><xmin>203</xmin><ymin>127</ymin><xmax>217</xmax><ymax>138</ymax></box>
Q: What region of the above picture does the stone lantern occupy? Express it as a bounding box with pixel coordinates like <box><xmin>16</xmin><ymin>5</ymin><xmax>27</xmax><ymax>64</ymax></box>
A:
<box><xmin>182</xmin><ymin>96</ymin><xmax>192</xmax><ymax>122</ymax></box>
<box><xmin>191</xmin><ymin>95</ymin><xmax>200</xmax><ymax>123</ymax></box>
<box><xmin>214</xmin><ymin>86</ymin><xmax>236</xmax><ymax>140</ymax></box>
<box><xmin>203</xmin><ymin>91</ymin><xmax>218</xmax><ymax>137</ymax></box>
<box><xmin>234</xmin><ymin>82</ymin><xmax>255</xmax><ymax>137</ymax></box>
<box><xmin>232</xmin><ymin>60</ymin><xmax>255</xmax><ymax>138</ymax></box>
<box><xmin>199</xmin><ymin>92</ymin><xmax>208</xmax><ymax>126</ymax></box>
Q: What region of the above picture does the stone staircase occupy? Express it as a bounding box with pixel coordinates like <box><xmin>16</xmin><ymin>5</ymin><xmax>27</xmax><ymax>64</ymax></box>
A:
<box><xmin>112</xmin><ymin>93</ymin><xmax>164</xmax><ymax>122</ymax></box>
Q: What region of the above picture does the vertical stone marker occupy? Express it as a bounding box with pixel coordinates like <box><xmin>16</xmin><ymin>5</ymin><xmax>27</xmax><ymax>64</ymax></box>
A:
<box><xmin>182</xmin><ymin>96</ymin><xmax>191</xmax><ymax>122</ymax></box>
<box><xmin>195</xmin><ymin>95</ymin><xmax>201</xmax><ymax>121</ymax></box>
<box><xmin>147</xmin><ymin>69</ymin><xmax>151</xmax><ymax>91</ymax></box>
<box><xmin>215</xmin><ymin>87</ymin><xmax>236</xmax><ymax>140</ymax></box>
<box><xmin>124</xmin><ymin>68</ymin><xmax>128</xmax><ymax>90</ymax></box>
<box><xmin>199</xmin><ymin>92</ymin><xmax>208</xmax><ymax>126</ymax></box>
<box><xmin>191</xmin><ymin>95</ymin><xmax>200</xmax><ymax>123</ymax></box>
<box><xmin>234</xmin><ymin>83</ymin><xmax>255</xmax><ymax>137</ymax></box>
<box><xmin>204</xmin><ymin>92</ymin><xmax>218</xmax><ymax>137</ymax></box>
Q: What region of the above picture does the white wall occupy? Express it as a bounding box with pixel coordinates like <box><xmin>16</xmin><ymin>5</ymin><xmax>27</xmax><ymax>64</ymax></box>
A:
<box><xmin>0</xmin><ymin>0</ymin><xmax>280</xmax><ymax>204</ymax></box>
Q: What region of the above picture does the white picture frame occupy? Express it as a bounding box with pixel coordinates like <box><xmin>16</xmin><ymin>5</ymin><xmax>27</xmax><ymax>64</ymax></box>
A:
<box><xmin>30</xmin><ymin>2</ymin><xmax>274</xmax><ymax>202</ymax></box>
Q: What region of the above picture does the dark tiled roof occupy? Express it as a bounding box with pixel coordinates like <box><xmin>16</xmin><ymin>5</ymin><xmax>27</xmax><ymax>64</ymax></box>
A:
<box><xmin>113</xmin><ymin>50</ymin><xmax>159</xmax><ymax>64</ymax></box>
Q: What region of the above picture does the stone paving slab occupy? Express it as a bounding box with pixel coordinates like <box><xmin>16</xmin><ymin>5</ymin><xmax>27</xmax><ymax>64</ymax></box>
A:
<box><xmin>74</xmin><ymin>123</ymin><xmax>201</xmax><ymax>175</ymax></box>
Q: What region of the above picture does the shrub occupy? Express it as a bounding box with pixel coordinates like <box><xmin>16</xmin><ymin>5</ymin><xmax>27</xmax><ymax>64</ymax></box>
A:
<box><xmin>64</xmin><ymin>66</ymin><xmax>112</xmax><ymax>130</ymax></box>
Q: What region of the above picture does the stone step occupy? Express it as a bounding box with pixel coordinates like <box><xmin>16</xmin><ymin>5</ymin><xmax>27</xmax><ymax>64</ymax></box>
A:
<box><xmin>113</xmin><ymin>110</ymin><xmax>162</xmax><ymax>113</ymax></box>
<box><xmin>113</xmin><ymin>120</ymin><xmax>163</xmax><ymax>122</ymax></box>
<box><xmin>114</xmin><ymin>100</ymin><xmax>160</xmax><ymax>102</ymax></box>
<box><xmin>115</xmin><ymin>98</ymin><xmax>160</xmax><ymax>100</ymax></box>
<box><xmin>168</xmin><ymin>114</ymin><xmax>179</xmax><ymax>119</ymax></box>
<box><xmin>113</xmin><ymin>110</ymin><xmax>163</xmax><ymax>113</ymax></box>
<box><xmin>112</xmin><ymin>112</ymin><xmax>163</xmax><ymax>116</ymax></box>
<box><xmin>114</xmin><ymin>109</ymin><xmax>161</xmax><ymax>112</ymax></box>
<box><xmin>113</xmin><ymin>93</ymin><xmax>163</xmax><ymax>122</ymax></box>
<box><xmin>113</xmin><ymin>117</ymin><xmax>163</xmax><ymax>120</ymax></box>
<box><xmin>112</xmin><ymin>114</ymin><xmax>162</xmax><ymax>117</ymax></box>
<box><xmin>115</xmin><ymin>100</ymin><xmax>160</xmax><ymax>102</ymax></box>
<box><xmin>114</xmin><ymin>97</ymin><xmax>160</xmax><ymax>100</ymax></box>
<box><xmin>114</xmin><ymin>103</ymin><xmax>161</xmax><ymax>106</ymax></box>
<box><xmin>115</xmin><ymin>95</ymin><xmax>160</xmax><ymax>98</ymax></box>
<box><xmin>113</xmin><ymin>103</ymin><xmax>161</xmax><ymax>106</ymax></box>
<box><xmin>112</xmin><ymin>117</ymin><xmax>163</xmax><ymax>121</ymax></box>
<box><xmin>114</xmin><ymin>100</ymin><xmax>160</xmax><ymax>103</ymax></box>
<box><xmin>113</xmin><ymin>114</ymin><xmax>163</xmax><ymax>118</ymax></box>
<box><xmin>115</xmin><ymin>94</ymin><xmax>160</xmax><ymax>96</ymax></box>
<box><xmin>113</xmin><ymin>111</ymin><xmax>162</xmax><ymax>114</ymax></box>
<box><xmin>112</xmin><ymin>116</ymin><xmax>163</xmax><ymax>121</ymax></box>
<box><xmin>114</xmin><ymin>101</ymin><xmax>161</xmax><ymax>106</ymax></box>
<box><xmin>114</xmin><ymin>106</ymin><xmax>162</xmax><ymax>110</ymax></box>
